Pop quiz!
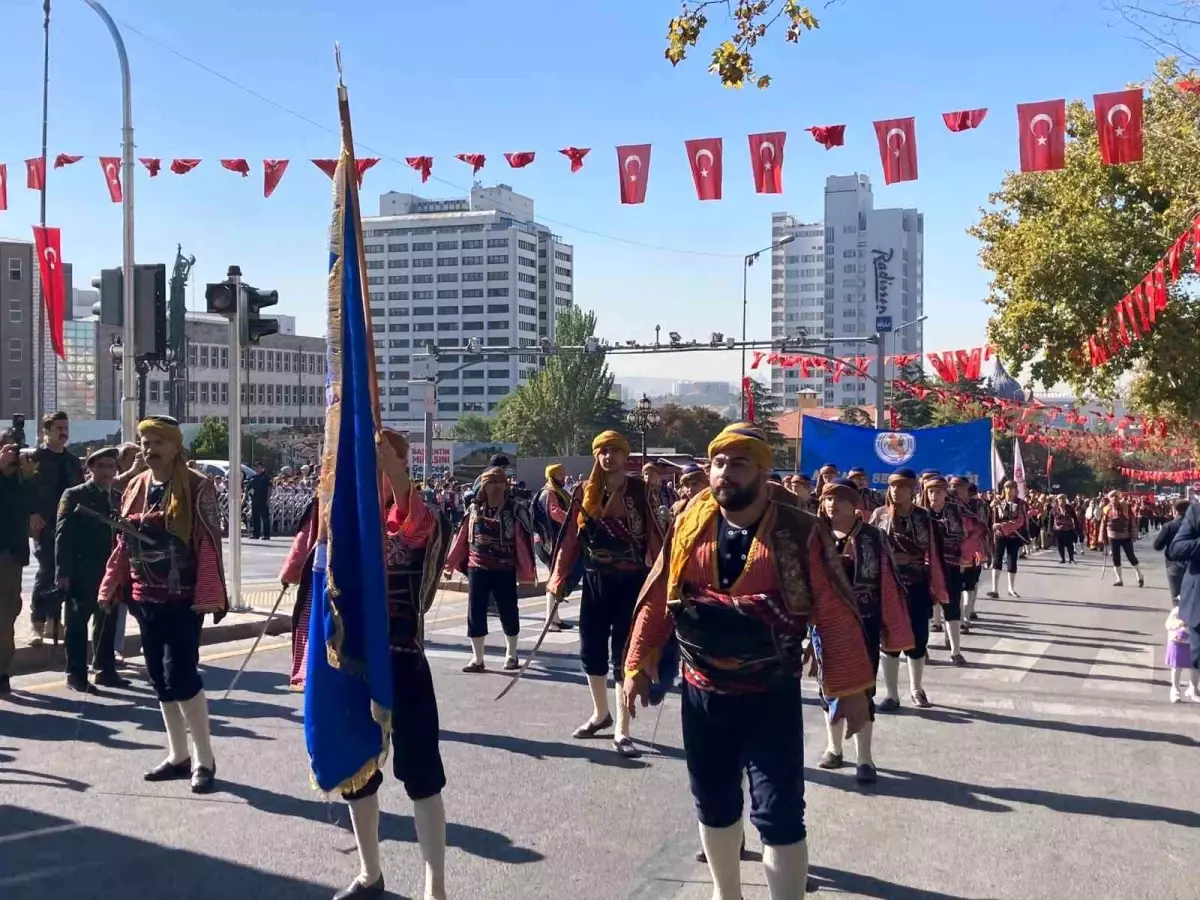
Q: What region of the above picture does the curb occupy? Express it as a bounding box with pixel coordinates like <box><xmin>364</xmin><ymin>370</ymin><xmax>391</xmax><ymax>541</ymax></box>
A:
<box><xmin>9</xmin><ymin>612</ymin><xmax>294</xmax><ymax>678</ymax></box>
<box><xmin>437</xmin><ymin>579</ymin><xmax>547</xmax><ymax>599</ymax></box>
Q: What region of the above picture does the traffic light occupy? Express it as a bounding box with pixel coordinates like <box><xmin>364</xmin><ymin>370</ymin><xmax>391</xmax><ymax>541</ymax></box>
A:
<box><xmin>91</xmin><ymin>264</ymin><xmax>167</xmax><ymax>357</ymax></box>
<box><xmin>205</xmin><ymin>281</ymin><xmax>237</xmax><ymax>315</ymax></box>
<box><xmin>244</xmin><ymin>284</ymin><xmax>278</xmax><ymax>344</ymax></box>
<box><xmin>91</xmin><ymin>268</ymin><xmax>123</xmax><ymax>326</ymax></box>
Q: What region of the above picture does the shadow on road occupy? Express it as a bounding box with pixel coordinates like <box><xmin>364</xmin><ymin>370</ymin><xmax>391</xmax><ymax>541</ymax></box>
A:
<box><xmin>917</xmin><ymin>704</ymin><xmax>1199</xmax><ymax>748</ymax></box>
<box><xmin>808</xmin><ymin>865</ymin><xmax>1001</xmax><ymax>899</ymax></box>
<box><xmin>442</xmin><ymin>728</ymin><xmax>684</xmax><ymax>766</ymax></box>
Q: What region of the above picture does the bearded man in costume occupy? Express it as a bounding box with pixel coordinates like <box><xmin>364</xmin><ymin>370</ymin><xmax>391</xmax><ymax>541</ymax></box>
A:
<box><xmin>548</xmin><ymin>430</ymin><xmax>664</xmax><ymax>758</ymax></box>
<box><xmin>99</xmin><ymin>416</ymin><xmax>227</xmax><ymax>794</ymax></box>
<box><xmin>624</xmin><ymin>424</ymin><xmax>872</xmax><ymax>900</ymax></box>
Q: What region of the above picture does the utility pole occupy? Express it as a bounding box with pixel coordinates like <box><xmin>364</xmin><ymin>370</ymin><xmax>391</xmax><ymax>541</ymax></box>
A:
<box><xmin>875</xmin><ymin>331</ymin><xmax>887</xmax><ymax>430</ymax></box>
<box><xmin>168</xmin><ymin>244</ymin><xmax>194</xmax><ymax>421</ymax></box>
<box><xmin>226</xmin><ymin>265</ymin><xmax>244</xmax><ymax>611</ymax></box>
<box><xmin>36</xmin><ymin>0</ymin><xmax>51</xmax><ymax>427</ymax></box>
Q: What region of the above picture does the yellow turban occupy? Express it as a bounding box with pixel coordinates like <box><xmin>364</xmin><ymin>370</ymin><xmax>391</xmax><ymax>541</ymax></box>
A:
<box><xmin>581</xmin><ymin>430</ymin><xmax>631</xmax><ymax>524</ymax></box>
<box><xmin>545</xmin><ymin>463</ymin><xmax>565</xmax><ymax>482</ymax></box>
<box><xmin>591</xmin><ymin>430</ymin><xmax>630</xmax><ymax>454</ymax></box>
<box><xmin>706</xmin><ymin>423</ymin><xmax>774</xmax><ymax>472</ymax></box>
<box><xmin>137</xmin><ymin>416</ymin><xmax>193</xmax><ymax>546</ymax></box>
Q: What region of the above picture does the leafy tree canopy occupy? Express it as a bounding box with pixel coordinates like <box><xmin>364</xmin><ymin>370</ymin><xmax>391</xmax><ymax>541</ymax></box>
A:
<box><xmin>645</xmin><ymin>403</ymin><xmax>732</xmax><ymax>455</ymax></box>
<box><xmin>449</xmin><ymin>414</ymin><xmax>493</xmax><ymax>442</ymax></box>
<box><xmin>190</xmin><ymin>417</ymin><xmax>229</xmax><ymax>460</ymax></box>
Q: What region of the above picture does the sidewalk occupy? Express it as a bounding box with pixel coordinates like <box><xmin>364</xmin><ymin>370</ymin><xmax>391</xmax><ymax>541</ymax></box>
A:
<box><xmin>9</xmin><ymin>582</ymin><xmax>294</xmax><ymax>678</ymax></box>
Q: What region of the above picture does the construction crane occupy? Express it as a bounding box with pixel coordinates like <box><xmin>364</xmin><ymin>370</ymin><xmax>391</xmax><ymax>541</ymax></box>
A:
<box><xmin>168</xmin><ymin>244</ymin><xmax>195</xmax><ymax>421</ymax></box>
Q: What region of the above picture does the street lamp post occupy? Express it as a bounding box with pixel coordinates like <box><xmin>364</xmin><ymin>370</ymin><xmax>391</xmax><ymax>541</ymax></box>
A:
<box><xmin>626</xmin><ymin>394</ymin><xmax>661</xmax><ymax>465</ymax></box>
<box><xmin>742</xmin><ymin>234</ymin><xmax>796</xmax><ymax>419</ymax></box>
<box><xmin>874</xmin><ymin>315</ymin><xmax>928</xmax><ymax>430</ymax></box>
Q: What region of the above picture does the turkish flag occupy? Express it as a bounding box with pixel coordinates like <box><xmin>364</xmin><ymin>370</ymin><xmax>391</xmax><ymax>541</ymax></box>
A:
<box><xmin>31</xmin><ymin>225</ymin><xmax>65</xmax><ymax>359</ymax></box>
<box><xmin>616</xmin><ymin>144</ymin><xmax>651</xmax><ymax>204</ymax></box>
<box><xmin>456</xmin><ymin>153</ymin><xmax>486</xmax><ymax>174</ymax></box>
<box><xmin>559</xmin><ymin>147</ymin><xmax>590</xmax><ymax>172</ymax></box>
<box><xmin>1017</xmin><ymin>99</ymin><xmax>1066</xmax><ymax>172</ymax></box>
<box><xmin>504</xmin><ymin>152</ymin><xmax>536</xmax><ymax>168</ymax></box>
<box><xmin>405</xmin><ymin>156</ymin><xmax>433</xmax><ymax>183</ymax></box>
<box><xmin>748</xmin><ymin>131</ymin><xmax>785</xmax><ymax>193</ymax></box>
<box><xmin>685</xmin><ymin>137</ymin><xmax>723</xmax><ymax>201</ymax></box>
<box><xmin>220</xmin><ymin>158</ymin><xmax>250</xmax><ymax>177</ymax></box>
<box><xmin>53</xmin><ymin>154</ymin><xmax>83</xmax><ymax>169</ymax></box>
<box><xmin>170</xmin><ymin>159</ymin><xmax>202</xmax><ymax>175</ymax></box>
<box><xmin>98</xmin><ymin>156</ymin><xmax>122</xmax><ymax>203</ymax></box>
<box><xmin>873</xmin><ymin>118</ymin><xmax>918</xmax><ymax>184</ymax></box>
<box><xmin>0</xmin><ymin>164</ymin><xmax>7</xmax><ymax>211</ymax></box>
<box><xmin>263</xmin><ymin>159</ymin><xmax>289</xmax><ymax>198</ymax></box>
<box><xmin>314</xmin><ymin>157</ymin><xmax>378</xmax><ymax>185</ymax></box>
<box><xmin>140</xmin><ymin>158</ymin><xmax>162</xmax><ymax>177</ymax></box>
<box><xmin>805</xmin><ymin>125</ymin><xmax>844</xmax><ymax>150</ymax></box>
<box><xmin>1094</xmin><ymin>89</ymin><xmax>1144</xmax><ymax>165</ymax></box>
<box><xmin>942</xmin><ymin>109</ymin><xmax>988</xmax><ymax>132</ymax></box>
<box><xmin>26</xmin><ymin>158</ymin><xmax>45</xmax><ymax>190</ymax></box>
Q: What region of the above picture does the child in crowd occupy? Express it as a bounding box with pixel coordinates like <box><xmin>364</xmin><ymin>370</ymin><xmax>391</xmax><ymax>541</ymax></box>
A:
<box><xmin>1165</xmin><ymin>606</ymin><xmax>1195</xmax><ymax>703</ymax></box>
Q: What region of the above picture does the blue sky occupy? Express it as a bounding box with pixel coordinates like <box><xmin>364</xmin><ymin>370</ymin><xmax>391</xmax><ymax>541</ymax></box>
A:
<box><xmin>0</xmin><ymin>0</ymin><xmax>1164</xmax><ymax>384</ymax></box>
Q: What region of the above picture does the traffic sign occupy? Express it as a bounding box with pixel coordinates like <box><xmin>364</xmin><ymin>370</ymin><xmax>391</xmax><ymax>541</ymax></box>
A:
<box><xmin>875</xmin><ymin>315</ymin><xmax>893</xmax><ymax>333</ymax></box>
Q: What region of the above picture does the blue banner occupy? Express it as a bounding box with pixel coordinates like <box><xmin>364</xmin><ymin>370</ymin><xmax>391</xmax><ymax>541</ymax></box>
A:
<box><xmin>800</xmin><ymin>418</ymin><xmax>995</xmax><ymax>490</ymax></box>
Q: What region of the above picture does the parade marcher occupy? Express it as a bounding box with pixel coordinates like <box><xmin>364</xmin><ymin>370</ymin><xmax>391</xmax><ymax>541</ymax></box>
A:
<box><xmin>1104</xmin><ymin>490</ymin><xmax>1145</xmax><ymax>587</ymax></box>
<box><xmin>99</xmin><ymin>416</ymin><xmax>227</xmax><ymax>793</ymax></box>
<box><xmin>847</xmin><ymin>465</ymin><xmax>884</xmax><ymax>515</ymax></box>
<box><xmin>923</xmin><ymin>475</ymin><xmax>982</xmax><ymax>666</ymax></box>
<box><xmin>987</xmin><ymin>480</ymin><xmax>1028</xmax><ymax>599</ymax></box>
<box><xmin>671</xmin><ymin>464</ymin><xmax>708</xmax><ymax>521</ymax></box>
<box><xmin>623</xmin><ymin>423</ymin><xmax>872</xmax><ymax>900</ymax></box>
<box><xmin>1166</xmin><ymin>503</ymin><xmax>1200</xmax><ymax>702</ymax></box>
<box><xmin>531</xmin><ymin>463</ymin><xmax>575</xmax><ymax>632</ymax></box>
<box><xmin>55</xmin><ymin>447</ymin><xmax>130</xmax><ymax>692</ymax></box>
<box><xmin>813</xmin><ymin>463</ymin><xmax>839</xmax><ymax>500</ymax></box>
<box><xmin>642</xmin><ymin>463</ymin><xmax>674</xmax><ymax>534</ymax></box>
<box><xmin>249</xmin><ymin>462</ymin><xmax>272</xmax><ymax>540</ymax></box>
<box><xmin>28</xmin><ymin>411</ymin><xmax>84</xmax><ymax>646</ymax></box>
<box><xmin>1154</xmin><ymin>500</ymin><xmax>1191</xmax><ymax>605</ymax></box>
<box><xmin>548</xmin><ymin>430</ymin><xmax>664</xmax><ymax>758</ymax></box>
<box><xmin>0</xmin><ymin>431</ymin><xmax>29</xmax><ymax>697</ymax></box>
<box><xmin>954</xmin><ymin>479</ymin><xmax>991</xmax><ymax>629</ymax></box>
<box><xmin>871</xmin><ymin>468</ymin><xmax>949</xmax><ymax>709</ymax></box>
<box><xmin>792</xmin><ymin>473</ymin><xmax>815</xmax><ymax>513</ymax></box>
<box><xmin>817</xmin><ymin>478</ymin><xmax>914</xmax><ymax>783</ymax></box>
<box><xmin>322</xmin><ymin>429</ymin><xmax>451</xmax><ymax>900</ymax></box>
<box><xmin>1051</xmin><ymin>495</ymin><xmax>1079</xmax><ymax>564</ymax></box>
<box><xmin>445</xmin><ymin>466</ymin><xmax>537</xmax><ymax>673</ymax></box>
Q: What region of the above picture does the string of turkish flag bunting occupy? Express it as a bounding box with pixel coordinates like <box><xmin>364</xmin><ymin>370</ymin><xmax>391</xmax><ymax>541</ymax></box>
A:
<box><xmin>0</xmin><ymin>85</ymin><xmax>1159</xmax><ymax>213</ymax></box>
<box><xmin>751</xmin><ymin>345</ymin><xmax>992</xmax><ymax>382</ymax></box>
<box><xmin>1116</xmin><ymin>466</ymin><xmax>1200</xmax><ymax>484</ymax></box>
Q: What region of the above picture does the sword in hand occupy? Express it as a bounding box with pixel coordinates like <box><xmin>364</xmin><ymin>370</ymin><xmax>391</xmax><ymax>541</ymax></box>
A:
<box><xmin>77</xmin><ymin>505</ymin><xmax>156</xmax><ymax>545</ymax></box>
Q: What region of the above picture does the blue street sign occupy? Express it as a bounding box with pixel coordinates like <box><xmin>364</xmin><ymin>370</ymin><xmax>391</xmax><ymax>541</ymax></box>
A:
<box><xmin>875</xmin><ymin>315</ymin><xmax>893</xmax><ymax>333</ymax></box>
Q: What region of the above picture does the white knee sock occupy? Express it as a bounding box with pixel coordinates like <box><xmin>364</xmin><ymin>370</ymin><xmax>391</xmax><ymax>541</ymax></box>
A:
<box><xmin>587</xmin><ymin>673</ymin><xmax>609</xmax><ymax>723</ymax></box>
<box><xmin>699</xmin><ymin>822</ymin><xmax>744</xmax><ymax>900</ymax></box>
<box><xmin>763</xmin><ymin>840</ymin><xmax>809</xmax><ymax>900</ymax></box>
<box><xmin>855</xmin><ymin>720</ymin><xmax>874</xmax><ymax>767</ymax></box>
<box><xmin>179</xmin><ymin>692</ymin><xmax>215</xmax><ymax>770</ymax></box>
<box><xmin>1190</xmin><ymin>669</ymin><xmax>1200</xmax><ymax>692</ymax></box>
<box><xmin>544</xmin><ymin>590</ymin><xmax>558</xmax><ymax>625</ymax></box>
<box><xmin>503</xmin><ymin>633</ymin><xmax>518</xmax><ymax>661</ymax></box>
<box><xmin>347</xmin><ymin>793</ymin><xmax>382</xmax><ymax>884</ymax></box>
<box><xmin>413</xmin><ymin>793</ymin><xmax>447</xmax><ymax>900</ymax></box>
<box><xmin>907</xmin><ymin>656</ymin><xmax>926</xmax><ymax>693</ymax></box>
<box><xmin>1132</xmin><ymin>565</ymin><xmax>1143</xmax><ymax>583</ymax></box>
<box><xmin>614</xmin><ymin>681</ymin><xmax>631</xmax><ymax>741</ymax></box>
<box><xmin>468</xmin><ymin>636</ymin><xmax>485</xmax><ymax>665</ymax></box>
<box><xmin>160</xmin><ymin>701</ymin><xmax>189</xmax><ymax>764</ymax></box>
<box><xmin>823</xmin><ymin>711</ymin><xmax>844</xmax><ymax>756</ymax></box>
<box><xmin>1112</xmin><ymin>567</ymin><xmax>1123</xmax><ymax>585</ymax></box>
<box><xmin>1007</xmin><ymin>572</ymin><xmax>1018</xmax><ymax>594</ymax></box>
<box><xmin>1171</xmin><ymin>667</ymin><xmax>1184</xmax><ymax>691</ymax></box>
<box><xmin>990</xmin><ymin>570</ymin><xmax>1000</xmax><ymax>594</ymax></box>
<box><xmin>947</xmin><ymin>620</ymin><xmax>962</xmax><ymax>655</ymax></box>
<box><xmin>881</xmin><ymin>655</ymin><xmax>900</xmax><ymax>701</ymax></box>
<box><xmin>963</xmin><ymin>589</ymin><xmax>976</xmax><ymax>619</ymax></box>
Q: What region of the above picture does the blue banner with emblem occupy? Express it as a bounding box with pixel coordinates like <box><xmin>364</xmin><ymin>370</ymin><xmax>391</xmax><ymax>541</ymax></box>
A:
<box><xmin>800</xmin><ymin>418</ymin><xmax>995</xmax><ymax>490</ymax></box>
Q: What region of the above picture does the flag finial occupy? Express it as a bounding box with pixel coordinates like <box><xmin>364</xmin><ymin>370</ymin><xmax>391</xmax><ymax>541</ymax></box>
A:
<box><xmin>334</xmin><ymin>42</ymin><xmax>344</xmax><ymax>87</ymax></box>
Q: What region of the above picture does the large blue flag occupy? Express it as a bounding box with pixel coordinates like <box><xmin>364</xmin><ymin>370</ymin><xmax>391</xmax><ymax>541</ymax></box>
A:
<box><xmin>800</xmin><ymin>417</ymin><xmax>996</xmax><ymax>490</ymax></box>
<box><xmin>304</xmin><ymin>132</ymin><xmax>392</xmax><ymax>794</ymax></box>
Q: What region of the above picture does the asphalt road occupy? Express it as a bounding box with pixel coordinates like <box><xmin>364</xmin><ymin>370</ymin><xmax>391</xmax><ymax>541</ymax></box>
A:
<box><xmin>2</xmin><ymin>534</ymin><xmax>1198</xmax><ymax>900</ymax></box>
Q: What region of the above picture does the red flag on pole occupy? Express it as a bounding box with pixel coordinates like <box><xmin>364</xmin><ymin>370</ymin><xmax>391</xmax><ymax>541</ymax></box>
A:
<box><xmin>742</xmin><ymin>377</ymin><xmax>756</xmax><ymax>422</ymax></box>
<box><xmin>170</xmin><ymin>159</ymin><xmax>202</xmax><ymax>175</ymax></box>
<box><xmin>748</xmin><ymin>131</ymin><xmax>785</xmax><ymax>193</ymax></box>
<box><xmin>98</xmin><ymin>156</ymin><xmax>122</xmax><ymax>203</ymax></box>
<box><xmin>684</xmin><ymin>137</ymin><xmax>723</xmax><ymax>201</ymax></box>
<box><xmin>220</xmin><ymin>158</ymin><xmax>251</xmax><ymax>177</ymax></box>
<box><xmin>53</xmin><ymin>154</ymin><xmax>83</xmax><ymax>169</ymax></box>
<box><xmin>503</xmin><ymin>152</ymin><xmax>536</xmax><ymax>169</ymax></box>
<box><xmin>616</xmin><ymin>144</ymin><xmax>651</xmax><ymax>204</ymax></box>
<box><xmin>805</xmin><ymin>125</ymin><xmax>844</xmax><ymax>150</ymax></box>
<box><xmin>405</xmin><ymin>156</ymin><xmax>433</xmax><ymax>183</ymax></box>
<box><xmin>32</xmin><ymin>225</ymin><xmax>65</xmax><ymax>359</ymax></box>
<box><xmin>1094</xmin><ymin>89</ymin><xmax>1144</xmax><ymax>165</ymax></box>
<box><xmin>0</xmin><ymin>164</ymin><xmax>7</xmax><ymax>211</ymax></box>
<box><xmin>263</xmin><ymin>159</ymin><xmax>289</xmax><ymax>198</ymax></box>
<box><xmin>1016</xmin><ymin>99</ymin><xmax>1066</xmax><ymax>172</ymax></box>
<box><xmin>455</xmin><ymin>153</ymin><xmax>486</xmax><ymax>174</ymax></box>
<box><xmin>873</xmin><ymin>118</ymin><xmax>918</xmax><ymax>184</ymax></box>
<box><xmin>26</xmin><ymin>158</ymin><xmax>45</xmax><ymax>190</ymax></box>
<box><xmin>942</xmin><ymin>109</ymin><xmax>988</xmax><ymax>132</ymax></box>
<box><xmin>140</xmin><ymin>158</ymin><xmax>162</xmax><ymax>177</ymax></box>
<box><xmin>559</xmin><ymin>147</ymin><xmax>590</xmax><ymax>172</ymax></box>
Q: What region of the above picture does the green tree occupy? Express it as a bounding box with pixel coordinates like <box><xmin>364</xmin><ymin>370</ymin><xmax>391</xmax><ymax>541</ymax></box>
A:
<box><xmin>888</xmin><ymin>360</ymin><xmax>935</xmax><ymax>429</ymax></box>
<box><xmin>190</xmin><ymin>417</ymin><xmax>229</xmax><ymax>459</ymax></box>
<box><xmin>450</xmin><ymin>414</ymin><xmax>493</xmax><ymax>442</ymax></box>
<box><xmin>492</xmin><ymin>307</ymin><xmax>618</xmax><ymax>456</ymax></box>
<box><xmin>744</xmin><ymin>378</ymin><xmax>786</xmax><ymax>463</ymax></box>
<box><xmin>645</xmin><ymin>403</ymin><xmax>732</xmax><ymax>455</ymax></box>
<box><xmin>839</xmin><ymin>406</ymin><xmax>873</xmax><ymax>426</ymax></box>
<box><xmin>970</xmin><ymin>58</ymin><xmax>1200</xmax><ymax>427</ymax></box>
<box><xmin>665</xmin><ymin>0</ymin><xmax>822</xmax><ymax>88</ymax></box>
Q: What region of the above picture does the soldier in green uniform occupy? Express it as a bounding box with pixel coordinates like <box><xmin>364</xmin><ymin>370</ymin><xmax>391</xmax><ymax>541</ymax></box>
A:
<box><xmin>55</xmin><ymin>447</ymin><xmax>131</xmax><ymax>692</ymax></box>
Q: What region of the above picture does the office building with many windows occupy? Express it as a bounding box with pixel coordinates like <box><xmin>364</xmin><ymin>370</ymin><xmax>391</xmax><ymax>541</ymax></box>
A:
<box><xmin>770</xmin><ymin>174</ymin><xmax>923</xmax><ymax>409</ymax></box>
<box><xmin>363</xmin><ymin>184</ymin><xmax>573</xmax><ymax>430</ymax></box>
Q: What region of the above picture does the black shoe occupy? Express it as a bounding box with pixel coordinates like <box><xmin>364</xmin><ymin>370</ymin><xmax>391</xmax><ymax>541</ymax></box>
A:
<box><xmin>333</xmin><ymin>875</ymin><xmax>385</xmax><ymax>900</ymax></box>
<box><xmin>930</xmin><ymin>622</ymin><xmax>944</xmax><ymax>633</ymax></box>
<box><xmin>968</xmin><ymin>611</ymin><xmax>979</xmax><ymax>621</ymax></box>
<box><xmin>694</xmin><ymin>840</ymin><xmax>750</xmax><ymax>863</ymax></box>
<box><xmin>190</xmin><ymin>764</ymin><xmax>217</xmax><ymax>794</ymax></box>
<box><xmin>144</xmin><ymin>758</ymin><xmax>191</xmax><ymax>782</ymax></box>
<box><xmin>950</xmin><ymin>653</ymin><xmax>967</xmax><ymax>667</ymax></box>
<box><xmin>503</xmin><ymin>656</ymin><xmax>519</xmax><ymax>671</ymax></box>
<box><xmin>66</xmin><ymin>676</ymin><xmax>100</xmax><ymax>695</ymax></box>
<box><xmin>960</xmin><ymin>622</ymin><xmax>971</xmax><ymax>634</ymax></box>
<box><xmin>572</xmin><ymin>713</ymin><xmax>613</xmax><ymax>738</ymax></box>
<box><xmin>93</xmin><ymin>670</ymin><xmax>132</xmax><ymax>689</ymax></box>
<box><xmin>613</xmin><ymin>736</ymin><xmax>642</xmax><ymax>759</ymax></box>
<box><xmin>0</xmin><ymin>674</ymin><xmax>10</xmax><ymax>695</ymax></box>
<box><xmin>855</xmin><ymin>762</ymin><xmax>878</xmax><ymax>784</ymax></box>
<box><xmin>550</xmin><ymin>619</ymin><xmax>573</xmax><ymax>630</ymax></box>
<box><xmin>461</xmin><ymin>661</ymin><xmax>486</xmax><ymax>674</ymax></box>
<box><xmin>877</xmin><ymin>696</ymin><xmax>900</xmax><ymax>712</ymax></box>
<box><xmin>985</xmin><ymin>591</ymin><xmax>998</xmax><ymax>599</ymax></box>
<box><xmin>807</xmin><ymin>874</ymin><xmax>819</xmax><ymax>893</ymax></box>
<box><xmin>817</xmin><ymin>750</ymin><xmax>845</xmax><ymax>770</ymax></box>
<box><xmin>910</xmin><ymin>689</ymin><xmax>932</xmax><ymax>709</ymax></box>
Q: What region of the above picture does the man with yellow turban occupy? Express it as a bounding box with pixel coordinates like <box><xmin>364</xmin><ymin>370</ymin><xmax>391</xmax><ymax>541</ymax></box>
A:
<box><xmin>531</xmin><ymin>463</ymin><xmax>575</xmax><ymax>631</ymax></box>
<box><xmin>624</xmin><ymin>424</ymin><xmax>872</xmax><ymax>899</ymax></box>
<box><xmin>99</xmin><ymin>416</ymin><xmax>228</xmax><ymax>794</ymax></box>
<box><xmin>547</xmin><ymin>429</ymin><xmax>664</xmax><ymax>758</ymax></box>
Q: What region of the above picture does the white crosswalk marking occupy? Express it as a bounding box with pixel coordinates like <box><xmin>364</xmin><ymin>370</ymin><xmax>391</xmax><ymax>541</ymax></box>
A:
<box><xmin>960</xmin><ymin>638</ymin><xmax>1053</xmax><ymax>683</ymax></box>
<box><xmin>1083</xmin><ymin>647</ymin><xmax>1156</xmax><ymax>695</ymax></box>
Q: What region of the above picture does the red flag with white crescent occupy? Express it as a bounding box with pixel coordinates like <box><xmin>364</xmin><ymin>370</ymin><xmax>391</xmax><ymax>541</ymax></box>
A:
<box><xmin>873</xmin><ymin>118</ymin><xmax>918</xmax><ymax>184</ymax></box>
<box><xmin>0</xmin><ymin>164</ymin><xmax>7</xmax><ymax>211</ymax></box>
<box><xmin>616</xmin><ymin>144</ymin><xmax>651</xmax><ymax>204</ymax></box>
<box><xmin>805</xmin><ymin>125</ymin><xmax>844</xmax><ymax>150</ymax></box>
<box><xmin>220</xmin><ymin>158</ymin><xmax>251</xmax><ymax>177</ymax></box>
<box><xmin>942</xmin><ymin>108</ymin><xmax>988</xmax><ymax>132</ymax></box>
<box><xmin>140</xmin><ymin>158</ymin><xmax>162</xmax><ymax>177</ymax></box>
<box><xmin>263</xmin><ymin>159</ymin><xmax>289</xmax><ymax>198</ymax></box>
<box><xmin>684</xmin><ymin>137</ymin><xmax>723</xmax><ymax>201</ymax></box>
<box><xmin>1094</xmin><ymin>89</ymin><xmax>1144</xmax><ymax>165</ymax></box>
<box><xmin>748</xmin><ymin>131</ymin><xmax>785</xmax><ymax>193</ymax></box>
<box><xmin>170</xmin><ymin>159</ymin><xmax>202</xmax><ymax>175</ymax></box>
<box><xmin>504</xmin><ymin>152</ymin><xmax>536</xmax><ymax>168</ymax></box>
<box><xmin>1017</xmin><ymin>99</ymin><xmax>1066</xmax><ymax>172</ymax></box>
<box><xmin>26</xmin><ymin>158</ymin><xmax>45</xmax><ymax>190</ymax></box>
<box><xmin>53</xmin><ymin>154</ymin><xmax>83</xmax><ymax>169</ymax></box>
<box><xmin>31</xmin><ymin>225</ymin><xmax>65</xmax><ymax>359</ymax></box>
<box><xmin>99</xmin><ymin>156</ymin><xmax>122</xmax><ymax>203</ymax></box>
<box><xmin>456</xmin><ymin>153</ymin><xmax>486</xmax><ymax>174</ymax></box>
<box><xmin>559</xmin><ymin>147</ymin><xmax>590</xmax><ymax>172</ymax></box>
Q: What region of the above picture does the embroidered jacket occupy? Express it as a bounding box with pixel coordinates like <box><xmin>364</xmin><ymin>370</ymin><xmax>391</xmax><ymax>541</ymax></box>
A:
<box><xmin>445</xmin><ymin>496</ymin><xmax>537</xmax><ymax>583</ymax></box>
<box><xmin>1104</xmin><ymin>502</ymin><xmax>1134</xmax><ymax>540</ymax></box>
<box><xmin>828</xmin><ymin>519</ymin><xmax>914</xmax><ymax>653</ymax></box>
<box><xmin>930</xmin><ymin>499</ymin><xmax>986</xmax><ymax>568</ymax></box>
<box><xmin>869</xmin><ymin>504</ymin><xmax>950</xmax><ymax>604</ymax></box>
<box><xmin>992</xmin><ymin>498</ymin><xmax>1028</xmax><ymax>536</ymax></box>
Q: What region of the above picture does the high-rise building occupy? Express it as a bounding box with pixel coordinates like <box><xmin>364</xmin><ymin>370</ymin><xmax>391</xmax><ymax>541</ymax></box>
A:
<box><xmin>0</xmin><ymin>239</ymin><xmax>70</xmax><ymax>421</ymax></box>
<box><xmin>770</xmin><ymin>174</ymin><xmax>923</xmax><ymax>409</ymax></box>
<box><xmin>363</xmin><ymin>184</ymin><xmax>574</xmax><ymax>431</ymax></box>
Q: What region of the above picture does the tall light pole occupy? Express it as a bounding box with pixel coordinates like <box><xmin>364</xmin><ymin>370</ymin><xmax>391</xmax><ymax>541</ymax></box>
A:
<box><xmin>626</xmin><ymin>394</ymin><xmax>661</xmax><ymax>465</ymax></box>
<box><xmin>741</xmin><ymin>234</ymin><xmax>796</xmax><ymax>419</ymax></box>
<box><xmin>874</xmin><ymin>315</ymin><xmax>927</xmax><ymax>429</ymax></box>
